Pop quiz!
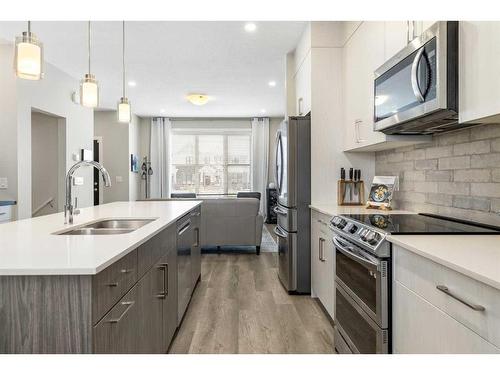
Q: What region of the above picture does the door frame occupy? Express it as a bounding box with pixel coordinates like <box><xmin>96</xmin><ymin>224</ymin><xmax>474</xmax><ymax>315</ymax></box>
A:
<box><xmin>93</xmin><ymin>136</ymin><xmax>104</xmax><ymax>205</ymax></box>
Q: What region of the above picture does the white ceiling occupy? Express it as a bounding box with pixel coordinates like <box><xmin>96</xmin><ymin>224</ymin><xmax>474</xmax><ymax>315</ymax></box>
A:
<box><xmin>0</xmin><ymin>21</ymin><xmax>305</xmax><ymax>117</ymax></box>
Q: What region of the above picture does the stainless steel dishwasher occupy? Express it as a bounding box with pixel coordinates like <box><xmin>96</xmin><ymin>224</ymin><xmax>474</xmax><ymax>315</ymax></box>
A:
<box><xmin>177</xmin><ymin>213</ymin><xmax>193</xmax><ymax>323</ymax></box>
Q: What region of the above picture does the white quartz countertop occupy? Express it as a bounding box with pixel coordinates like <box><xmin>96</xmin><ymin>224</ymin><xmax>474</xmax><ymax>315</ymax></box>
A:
<box><xmin>309</xmin><ymin>203</ymin><xmax>413</xmax><ymax>217</ymax></box>
<box><xmin>0</xmin><ymin>200</ymin><xmax>201</xmax><ymax>276</ymax></box>
<box><xmin>309</xmin><ymin>203</ymin><xmax>500</xmax><ymax>290</ymax></box>
<box><xmin>389</xmin><ymin>235</ymin><xmax>500</xmax><ymax>290</ymax></box>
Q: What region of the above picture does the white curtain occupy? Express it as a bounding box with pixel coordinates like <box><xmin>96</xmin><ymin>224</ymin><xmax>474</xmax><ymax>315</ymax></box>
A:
<box><xmin>149</xmin><ymin>118</ymin><xmax>171</xmax><ymax>199</ymax></box>
<box><xmin>251</xmin><ymin>117</ymin><xmax>269</xmax><ymax>217</ymax></box>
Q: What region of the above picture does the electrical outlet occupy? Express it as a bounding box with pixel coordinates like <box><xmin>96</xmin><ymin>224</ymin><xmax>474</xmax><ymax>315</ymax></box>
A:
<box><xmin>73</xmin><ymin>177</ymin><xmax>84</xmax><ymax>186</ymax></box>
<box><xmin>0</xmin><ymin>177</ymin><xmax>7</xmax><ymax>189</ymax></box>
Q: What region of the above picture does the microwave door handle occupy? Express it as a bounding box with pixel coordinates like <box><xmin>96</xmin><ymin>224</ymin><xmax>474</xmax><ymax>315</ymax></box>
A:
<box><xmin>333</xmin><ymin>236</ymin><xmax>378</xmax><ymax>271</ymax></box>
<box><xmin>411</xmin><ymin>47</ymin><xmax>426</xmax><ymax>103</ymax></box>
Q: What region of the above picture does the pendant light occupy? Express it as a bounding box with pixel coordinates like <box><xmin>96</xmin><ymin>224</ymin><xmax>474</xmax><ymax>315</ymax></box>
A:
<box><xmin>117</xmin><ymin>21</ymin><xmax>131</xmax><ymax>123</ymax></box>
<box><xmin>80</xmin><ymin>21</ymin><xmax>99</xmax><ymax>108</ymax></box>
<box><xmin>14</xmin><ymin>21</ymin><xmax>44</xmax><ymax>80</ymax></box>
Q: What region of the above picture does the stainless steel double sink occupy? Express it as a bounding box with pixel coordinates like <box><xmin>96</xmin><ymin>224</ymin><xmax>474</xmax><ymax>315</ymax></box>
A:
<box><xmin>56</xmin><ymin>218</ymin><xmax>156</xmax><ymax>235</ymax></box>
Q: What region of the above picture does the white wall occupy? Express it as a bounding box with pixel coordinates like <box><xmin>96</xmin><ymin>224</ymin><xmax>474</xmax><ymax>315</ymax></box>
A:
<box><xmin>0</xmin><ymin>45</ymin><xmax>18</xmax><ymax>212</ymax></box>
<box><xmin>94</xmin><ymin>111</ymin><xmax>130</xmax><ymax>203</ymax></box>
<box><xmin>0</xmin><ymin>44</ymin><xmax>94</xmax><ymax>219</ymax></box>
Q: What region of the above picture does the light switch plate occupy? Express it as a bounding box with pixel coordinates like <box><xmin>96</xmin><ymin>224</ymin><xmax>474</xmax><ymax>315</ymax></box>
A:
<box><xmin>0</xmin><ymin>177</ymin><xmax>7</xmax><ymax>189</ymax></box>
<box><xmin>116</xmin><ymin>176</ymin><xmax>123</xmax><ymax>183</ymax></box>
<box><xmin>73</xmin><ymin>177</ymin><xmax>84</xmax><ymax>186</ymax></box>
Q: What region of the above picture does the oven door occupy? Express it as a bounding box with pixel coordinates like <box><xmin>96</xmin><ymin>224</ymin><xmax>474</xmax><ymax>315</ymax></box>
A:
<box><xmin>335</xmin><ymin>283</ymin><xmax>389</xmax><ymax>354</ymax></box>
<box><xmin>333</xmin><ymin>236</ymin><xmax>389</xmax><ymax>328</ymax></box>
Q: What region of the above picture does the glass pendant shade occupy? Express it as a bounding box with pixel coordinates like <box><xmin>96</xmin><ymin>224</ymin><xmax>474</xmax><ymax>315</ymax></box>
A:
<box><xmin>14</xmin><ymin>32</ymin><xmax>43</xmax><ymax>80</ymax></box>
<box><xmin>80</xmin><ymin>74</ymin><xmax>99</xmax><ymax>108</ymax></box>
<box><xmin>117</xmin><ymin>97</ymin><xmax>131</xmax><ymax>123</ymax></box>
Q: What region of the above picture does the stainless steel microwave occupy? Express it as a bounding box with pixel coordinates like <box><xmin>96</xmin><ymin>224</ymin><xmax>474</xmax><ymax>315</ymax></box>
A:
<box><xmin>374</xmin><ymin>21</ymin><xmax>459</xmax><ymax>135</ymax></box>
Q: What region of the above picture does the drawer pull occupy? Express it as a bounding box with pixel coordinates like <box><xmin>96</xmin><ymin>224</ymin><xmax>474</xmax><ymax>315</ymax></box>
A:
<box><xmin>106</xmin><ymin>282</ymin><xmax>118</xmax><ymax>287</ymax></box>
<box><xmin>120</xmin><ymin>269</ymin><xmax>132</xmax><ymax>274</ymax></box>
<box><xmin>107</xmin><ymin>301</ymin><xmax>135</xmax><ymax>323</ymax></box>
<box><xmin>436</xmin><ymin>285</ymin><xmax>486</xmax><ymax>312</ymax></box>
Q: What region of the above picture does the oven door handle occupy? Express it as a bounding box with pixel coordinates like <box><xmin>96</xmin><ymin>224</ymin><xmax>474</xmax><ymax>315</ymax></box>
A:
<box><xmin>333</xmin><ymin>236</ymin><xmax>379</xmax><ymax>271</ymax></box>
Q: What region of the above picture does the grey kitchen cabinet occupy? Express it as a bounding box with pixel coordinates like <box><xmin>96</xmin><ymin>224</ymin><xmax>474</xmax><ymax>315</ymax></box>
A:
<box><xmin>93</xmin><ymin>284</ymin><xmax>140</xmax><ymax>354</ymax></box>
<box><xmin>0</xmin><ymin>206</ymin><xmax>203</xmax><ymax>353</ymax></box>
<box><xmin>134</xmin><ymin>261</ymin><xmax>165</xmax><ymax>353</ymax></box>
<box><xmin>161</xmin><ymin>246</ymin><xmax>178</xmax><ymax>351</ymax></box>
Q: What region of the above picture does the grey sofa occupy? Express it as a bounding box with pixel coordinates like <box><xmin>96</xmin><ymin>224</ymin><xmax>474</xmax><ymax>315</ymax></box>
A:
<box><xmin>201</xmin><ymin>197</ymin><xmax>263</xmax><ymax>254</ymax></box>
<box><xmin>142</xmin><ymin>197</ymin><xmax>263</xmax><ymax>254</ymax></box>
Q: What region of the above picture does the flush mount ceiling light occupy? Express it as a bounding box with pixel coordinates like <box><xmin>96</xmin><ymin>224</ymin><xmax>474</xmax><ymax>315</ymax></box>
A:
<box><xmin>117</xmin><ymin>21</ymin><xmax>131</xmax><ymax>123</ymax></box>
<box><xmin>187</xmin><ymin>94</ymin><xmax>209</xmax><ymax>106</ymax></box>
<box><xmin>268</xmin><ymin>80</ymin><xmax>276</xmax><ymax>87</ymax></box>
<box><xmin>14</xmin><ymin>21</ymin><xmax>44</xmax><ymax>80</ymax></box>
<box><xmin>260</xmin><ymin>109</ymin><xmax>267</xmax><ymax>114</ymax></box>
<box><xmin>244</xmin><ymin>22</ymin><xmax>257</xmax><ymax>32</ymax></box>
<box><xmin>80</xmin><ymin>21</ymin><xmax>99</xmax><ymax>108</ymax></box>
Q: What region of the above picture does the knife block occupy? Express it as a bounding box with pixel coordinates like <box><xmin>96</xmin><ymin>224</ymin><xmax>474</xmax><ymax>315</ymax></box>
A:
<box><xmin>337</xmin><ymin>180</ymin><xmax>365</xmax><ymax>206</ymax></box>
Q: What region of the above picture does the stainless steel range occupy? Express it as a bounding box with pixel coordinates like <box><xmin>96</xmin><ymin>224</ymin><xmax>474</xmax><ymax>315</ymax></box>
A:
<box><xmin>330</xmin><ymin>215</ymin><xmax>391</xmax><ymax>354</ymax></box>
<box><xmin>330</xmin><ymin>212</ymin><xmax>500</xmax><ymax>354</ymax></box>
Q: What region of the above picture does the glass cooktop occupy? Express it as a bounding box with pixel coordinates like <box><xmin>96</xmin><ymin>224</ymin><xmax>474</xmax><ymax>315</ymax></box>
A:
<box><xmin>342</xmin><ymin>213</ymin><xmax>500</xmax><ymax>234</ymax></box>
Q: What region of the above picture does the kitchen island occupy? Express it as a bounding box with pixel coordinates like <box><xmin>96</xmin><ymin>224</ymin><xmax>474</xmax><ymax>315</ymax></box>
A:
<box><xmin>0</xmin><ymin>200</ymin><xmax>202</xmax><ymax>354</ymax></box>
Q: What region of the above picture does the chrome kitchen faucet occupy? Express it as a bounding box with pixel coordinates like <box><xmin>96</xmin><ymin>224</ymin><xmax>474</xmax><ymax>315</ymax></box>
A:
<box><xmin>64</xmin><ymin>160</ymin><xmax>111</xmax><ymax>224</ymax></box>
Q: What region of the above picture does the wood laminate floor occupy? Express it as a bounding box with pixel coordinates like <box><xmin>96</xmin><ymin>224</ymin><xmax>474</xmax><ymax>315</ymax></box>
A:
<box><xmin>169</xmin><ymin>252</ymin><xmax>334</xmax><ymax>354</ymax></box>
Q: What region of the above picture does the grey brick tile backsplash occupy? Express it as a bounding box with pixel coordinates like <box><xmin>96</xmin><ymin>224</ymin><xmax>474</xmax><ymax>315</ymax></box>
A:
<box><xmin>375</xmin><ymin>124</ymin><xmax>500</xmax><ymax>226</ymax></box>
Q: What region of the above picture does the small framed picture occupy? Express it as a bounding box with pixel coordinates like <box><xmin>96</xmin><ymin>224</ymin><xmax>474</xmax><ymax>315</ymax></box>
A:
<box><xmin>130</xmin><ymin>154</ymin><xmax>139</xmax><ymax>173</ymax></box>
<box><xmin>367</xmin><ymin>176</ymin><xmax>398</xmax><ymax>209</ymax></box>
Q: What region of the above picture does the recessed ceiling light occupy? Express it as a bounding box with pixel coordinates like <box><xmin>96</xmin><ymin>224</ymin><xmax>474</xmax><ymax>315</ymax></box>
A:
<box><xmin>128</xmin><ymin>81</ymin><xmax>136</xmax><ymax>87</ymax></box>
<box><xmin>160</xmin><ymin>109</ymin><xmax>166</xmax><ymax>113</ymax></box>
<box><xmin>260</xmin><ymin>109</ymin><xmax>266</xmax><ymax>114</ymax></box>
<box><xmin>244</xmin><ymin>22</ymin><xmax>257</xmax><ymax>33</ymax></box>
<box><xmin>187</xmin><ymin>94</ymin><xmax>209</xmax><ymax>106</ymax></box>
<box><xmin>268</xmin><ymin>80</ymin><xmax>276</xmax><ymax>87</ymax></box>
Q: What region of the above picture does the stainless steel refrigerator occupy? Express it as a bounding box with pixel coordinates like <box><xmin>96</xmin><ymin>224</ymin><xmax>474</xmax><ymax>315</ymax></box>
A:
<box><xmin>273</xmin><ymin>115</ymin><xmax>311</xmax><ymax>294</ymax></box>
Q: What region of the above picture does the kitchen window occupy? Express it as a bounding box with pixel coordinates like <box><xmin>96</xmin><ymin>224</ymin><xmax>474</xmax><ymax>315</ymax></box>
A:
<box><xmin>170</xmin><ymin>123</ymin><xmax>252</xmax><ymax>195</ymax></box>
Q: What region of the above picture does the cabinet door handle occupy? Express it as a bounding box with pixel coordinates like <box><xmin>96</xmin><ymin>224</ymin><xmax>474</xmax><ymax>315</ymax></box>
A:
<box><xmin>298</xmin><ymin>97</ymin><xmax>303</xmax><ymax>116</ymax></box>
<box><xmin>107</xmin><ymin>301</ymin><xmax>135</xmax><ymax>323</ymax></box>
<box><xmin>120</xmin><ymin>268</ymin><xmax>132</xmax><ymax>274</ymax></box>
<box><xmin>194</xmin><ymin>228</ymin><xmax>200</xmax><ymax>247</ymax></box>
<box><xmin>106</xmin><ymin>282</ymin><xmax>118</xmax><ymax>287</ymax></box>
<box><xmin>436</xmin><ymin>285</ymin><xmax>486</xmax><ymax>312</ymax></box>
<box><xmin>319</xmin><ymin>238</ymin><xmax>326</xmax><ymax>262</ymax></box>
<box><xmin>317</xmin><ymin>219</ymin><xmax>327</xmax><ymax>226</ymax></box>
<box><xmin>354</xmin><ymin>119</ymin><xmax>365</xmax><ymax>143</ymax></box>
<box><xmin>156</xmin><ymin>263</ymin><xmax>168</xmax><ymax>299</ymax></box>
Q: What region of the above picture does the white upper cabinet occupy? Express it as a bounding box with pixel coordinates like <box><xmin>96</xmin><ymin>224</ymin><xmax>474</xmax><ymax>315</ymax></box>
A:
<box><xmin>343</xmin><ymin>22</ymin><xmax>386</xmax><ymax>151</ymax></box>
<box><xmin>343</xmin><ymin>21</ymin><xmax>431</xmax><ymax>152</ymax></box>
<box><xmin>459</xmin><ymin>21</ymin><xmax>500</xmax><ymax>123</ymax></box>
<box><xmin>384</xmin><ymin>21</ymin><xmax>409</xmax><ymax>58</ymax></box>
<box><xmin>295</xmin><ymin>51</ymin><xmax>312</xmax><ymax>116</ymax></box>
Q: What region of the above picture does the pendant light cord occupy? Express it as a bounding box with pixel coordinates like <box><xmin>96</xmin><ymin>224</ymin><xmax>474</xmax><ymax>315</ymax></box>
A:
<box><xmin>122</xmin><ymin>21</ymin><xmax>126</xmax><ymax>98</ymax></box>
<box><xmin>88</xmin><ymin>21</ymin><xmax>91</xmax><ymax>75</ymax></box>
